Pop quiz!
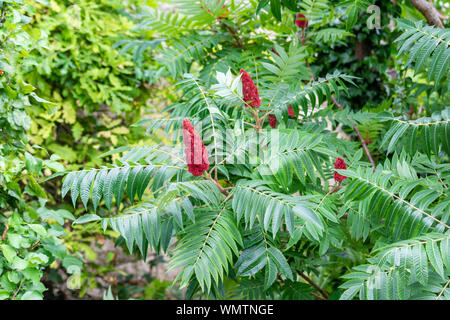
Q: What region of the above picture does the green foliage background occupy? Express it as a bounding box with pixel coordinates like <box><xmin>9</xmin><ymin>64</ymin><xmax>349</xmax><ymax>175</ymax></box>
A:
<box><xmin>0</xmin><ymin>0</ymin><xmax>449</xmax><ymax>300</ymax></box>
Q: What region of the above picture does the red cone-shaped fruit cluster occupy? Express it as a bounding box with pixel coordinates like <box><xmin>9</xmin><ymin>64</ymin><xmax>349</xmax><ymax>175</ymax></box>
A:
<box><xmin>240</xmin><ymin>69</ymin><xmax>261</xmax><ymax>108</ymax></box>
<box><xmin>288</xmin><ymin>105</ymin><xmax>296</xmax><ymax>117</ymax></box>
<box><xmin>268</xmin><ymin>114</ymin><xmax>277</xmax><ymax>128</ymax></box>
<box><xmin>182</xmin><ymin>119</ymin><xmax>210</xmax><ymax>177</ymax></box>
<box><xmin>295</xmin><ymin>13</ymin><xmax>308</xmax><ymax>29</ymax></box>
<box><xmin>334</xmin><ymin>157</ymin><xmax>348</xmax><ymax>182</ymax></box>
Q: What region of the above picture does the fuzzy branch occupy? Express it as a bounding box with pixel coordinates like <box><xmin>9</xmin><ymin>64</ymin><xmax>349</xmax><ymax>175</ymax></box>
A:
<box><xmin>409</xmin><ymin>0</ymin><xmax>444</xmax><ymax>28</ymax></box>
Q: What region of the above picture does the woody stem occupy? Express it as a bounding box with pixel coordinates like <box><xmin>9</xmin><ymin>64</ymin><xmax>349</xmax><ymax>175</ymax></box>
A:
<box><xmin>250</xmin><ymin>108</ymin><xmax>262</xmax><ymax>132</ymax></box>
<box><xmin>244</xmin><ymin>121</ymin><xmax>257</xmax><ymax>128</ymax></box>
<box><xmin>259</xmin><ymin>111</ymin><xmax>271</xmax><ymax>122</ymax></box>
<box><xmin>1</xmin><ymin>224</ymin><xmax>8</xmax><ymax>241</ymax></box>
<box><xmin>331</xmin><ymin>97</ymin><xmax>376</xmax><ymax>170</ymax></box>
<box><xmin>297</xmin><ymin>271</ymin><xmax>330</xmax><ymax>299</ymax></box>
<box><xmin>205</xmin><ymin>171</ymin><xmax>230</xmax><ymax>196</ymax></box>
<box><xmin>297</xmin><ymin>29</ymin><xmax>315</xmax><ymax>82</ymax></box>
<box><xmin>220</xmin><ymin>21</ymin><xmax>243</xmax><ymax>47</ymax></box>
<box><xmin>296</xmin><ymin>27</ymin><xmax>375</xmax><ymax>170</ymax></box>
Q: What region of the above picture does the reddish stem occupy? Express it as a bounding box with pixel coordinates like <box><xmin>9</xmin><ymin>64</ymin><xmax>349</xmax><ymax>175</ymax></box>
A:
<box><xmin>1</xmin><ymin>224</ymin><xmax>8</xmax><ymax>241</ymax></box>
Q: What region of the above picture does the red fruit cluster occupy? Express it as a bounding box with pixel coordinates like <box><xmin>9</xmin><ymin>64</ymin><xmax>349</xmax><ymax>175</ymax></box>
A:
<box><xmin>288</xmin><ymin>105</ymin><xmax>296</xmax><ymax>117</ymax></box>
<box><xmin>295</xmin><ymin>13</ymin><xmax>308</xmax><ymax>29</ymax></box>
<box><xmin>182</xmin><ymin>119</ymin><xmax>210</xmax><ymax>177</ymax></box>
<box><xmin>240</xmin><ymin>69</ymin><xmax>261</xmax><ymax>108</ymax></box>
<box><xmin>268</xmin><ymin>114</ymin><xmax>277</xmax><ymax>128</ymax></box>
<box><xmin>334</xmin><ymin>157</ymin><xmax>348</xmax><ymax>182</ymax></box>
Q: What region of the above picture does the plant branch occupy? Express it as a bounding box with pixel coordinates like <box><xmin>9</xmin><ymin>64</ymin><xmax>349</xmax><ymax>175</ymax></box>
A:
<box><xmin>409</xmin><ymin>0</ymin><xmax>444</xmax><ymax>28</ymax></box>
<box><xmin>296</xmin><ymin>28</ymin><xmax>376</xmax><ymax>169</ymax></box>
<box><xmin>310</xmin><ymin>292</ymin><xmax>326</xmax><ymax>300</ymax></box>
<box><xmin>11</xmin><ymin>280</ymin><xmax>24</xmax><ymax>300</ymax></box>
<box><xmin>331</xmin><ymin>97</ymin><xmax>376</xmax><ymax>170</ymax></box>
<box><xmin>1</xmin><ymin>223</ymin><xmax>8</xmax><ymax>241</ymax></box>
<box><xmin>298</xmin><ymin>30</ymin><xmax>315</xmax><ymax>82</ymax></box>
<box><xmin>2</xmin><ymin>128</ymin><xmax>8</xmax><ymax>142</ymax></box>
<box><xmin>205</xmin><ymin>171</ymin><xmax>231</xmax><ymax>196</ymax></box>
<box><xmin>221</xmin><ymin>20</ymin><xmax>243</xmax><ymax>47</ymax></box>
<box><xmin>297</xmin><ymin>270</ymin><xmax>329</xmax><ymax>299</ymax></box>
<box><xmin>243</xmin><ymin>106</ymin><xmax>262</xmax><ymax>131</ymax></box>
<box><xmin>0</xmin><ymin>4</ymin><xmax>6</xmax><ymax>26</ymax></box>
<box><xmin>436</xmin><ymin>279</ymin><xmax>450</xmax><ymax>300</ymax></box>
<box><xmin>27</xmin><ymin>239</ymin><xmax>40</xmax><ymax>250</ymax></box>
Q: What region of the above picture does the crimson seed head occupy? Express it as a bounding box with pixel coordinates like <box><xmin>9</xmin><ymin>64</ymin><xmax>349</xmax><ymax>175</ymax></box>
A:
<box><xmin>295</xmin><ymin>13</ymin><xmax>308</xmax><ymax>29</ymax></box>
<box><xmin>268</xmin><ymin>114</ymin><xmax>277</xmax><ymax>128</ymax></box>
<box><xmin>182</xmin><ymin>119</ymin><xmax>210</xmax><ymax>177</ymax></box>
<box><xmin>334</xmin><ymin>157</ymin><xmax>347</xmax><ymax>182</ymax></box>
<box><xmin>240</xmin><ymin>69</ymin><xmax>261</xmax><ymax>108</ymax></box>
<box><xmin>288</xmin><ymin>105</ymin><xmax>296</xmax><ymax>117</ymax></box>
